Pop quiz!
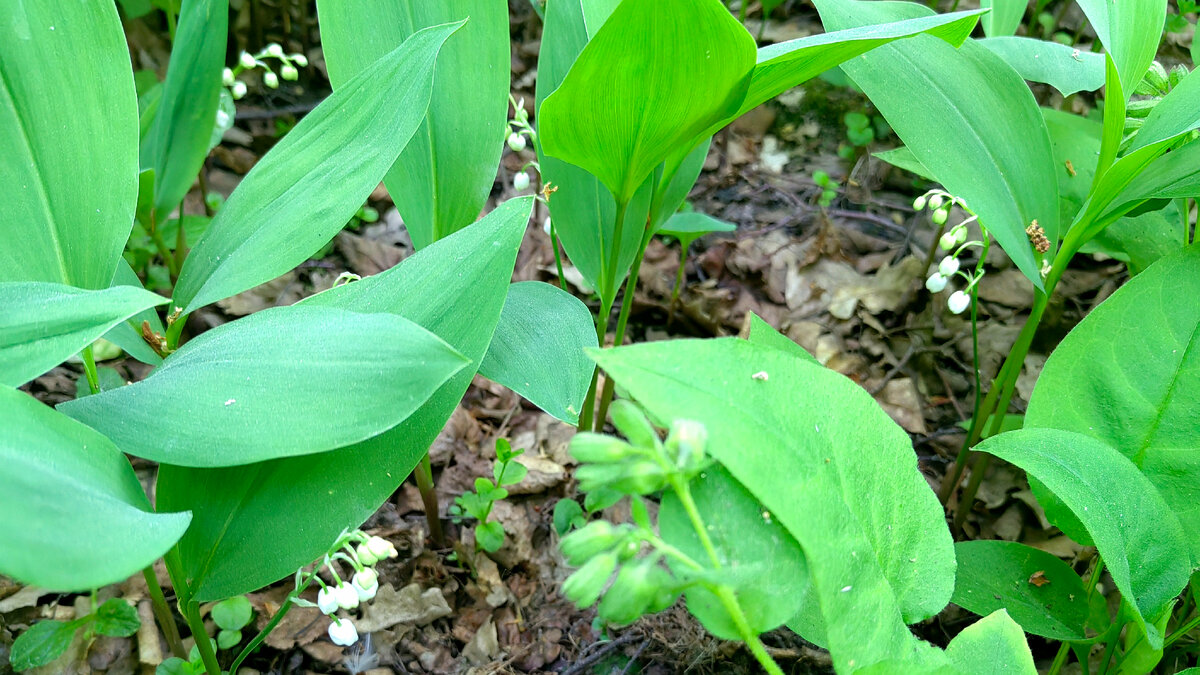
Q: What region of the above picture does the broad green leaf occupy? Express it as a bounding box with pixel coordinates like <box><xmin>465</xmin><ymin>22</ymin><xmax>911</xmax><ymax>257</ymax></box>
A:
<box><xmin>172</xmin><ymin>22</ymin><xmax>462</xmax><ymax>313</ymax></box>
<box><xmin>979</xmin><ymin>37</ymin><xmax>1106</xmax><ymax>97</ymax></box>
<box><xmin>93</xmin><ymin>598</ymin><xmax>141</xmax><ymax>637</ymax></box>
<box><xmin>317</xmin><ymin>0</ymin><xmax>509</xmax><ymax>249</ymax></box>
<box><xmin>0</xmin><ymin>282</ymin><xmax>168</xmax><ymax>387</ymax></box>
<box><xmin>978</xmin><ymin>427</ymin><xmax>1191</xmax><ymax>648</ymax></box>
<box><xmin>742</xmin><ymin>312</ymin><xmax>819</xmax><ymax>364</ymax></box>
<box><xmin>0</xmin><ymin>0</ymin><xmax>138</xmax><ymax>289</ymax></box>
<box><xmin>1042</xmin><ymin>107</ymin><xmax>1102</xmax><ymax>224</ymax></box>
<box><xmin>142</xmin><ymin>0</ymin><xmax>228</xmax><ymax>218</ymax></box>
<box><xmin>156</xmin><ymin>197</ymin><xmax>531</xmax><ymax>601</ymax></box>
<box><xmin>659</xmin><ymin>464</ymin><xmax>811</xmax><ymax>639</ymax></box>
<box><xmin>650</xmin><ymin>139</ymin><xmax>712</xmax><ymax>230</ymax></box>
<box><xmin>952</xmin><ymin>540</ymin><xmax>1090</xmax><ymax>640</ymax></box>
<box><xmin>1086</xmin><ymin>203</ymin><xmax>1182</xmax><ymax>275</ymax></box>
<box><xmin>1025</xmin><ymin>245</ymin><xmax>1200</xmax><ymax>563</ymax></box>
<box><xmin>1076</xmin><ymin>0</ymin><xmax>1165</xmax><ymax>100</ymax></box>
<box><xmin>812</xmin><ymin>0</ymin><xmax>1058</xmax><ymax>290</ymax></box>
<box><xmin>943</xmin><ymin>610</ymin><xmax>1037</xmax><ymax>675</ymax></box>
<box><xmin>979</xmin><ymin>0</ymin><xmax>1025</xmax><ymax>37</ymax></box>
<box><xmin>60</xmin><ymin>305</ymin><xmax>467</xmax><ymax>467</ymax></box>
<box><xmin>658</xmin><ymin>211</ymin><xmax>737</xmax><ymax>251</ymax></box>
<box><xmin>1132</xmin><ymin>65</ymin><xmax>1200</xmax><ymax>150</ymax></box>
<box><xmin>10</xmin><ymin>620</ymin><xmax>76</xmax><ymax>671</ymax></box>
<box><xmin>0</xmin><ymin>386</ymin><xmax>191</xmax><ymax>591</ymax></box>
<box><xmin>873</xmin><ymin>145</ymin><xmax>933</xmax><ymax>179</ymax></box>
<box><xmin>210</xmin><ymin>596</ymin><xmax>252</xmax><ymax>631</ymax></box>
<box><xmin>478</xmin><ymin>281</ymin><xmax>598</xmax><ymax>424</ymax></box>
<box><xmin>1107</xmin><ymin>138</ymin><xmax>1200</xmax><ymax>216</ymax></box>
<box><xmin>101</xmin><ymin>260</ymin><xmax>167</xmax><ymax>367</ymax></box>
<box><xmin>539</xmin><ymin>0</ymin><xmax>756</xmax><ymax>203</ymax></box>
<box><xmin>534</xmin><ymin>0</ymin><xmax>649</xmax><ymax>301</ymax></box>
<box><xmin>592</xmin><ymin>338</ymin><xmax>955</xmax><ymax>672</ymax></box>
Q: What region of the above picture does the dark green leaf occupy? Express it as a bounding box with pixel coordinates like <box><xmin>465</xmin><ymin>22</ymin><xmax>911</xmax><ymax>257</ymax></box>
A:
<box><xmin>60</xmin><ymin>305</ymin><xmax>467</xmax><ymax>467</ymax></box>
<box><xmin>0</xmin><ymin>386</ymin><xmax>191</xmax><ymax>591</ymax></box>
<box><xmin>317</xmin><ymin>0</ymin><xmax>509</xmax><ymax>248</ymax></box>
<box><xmin>156</xmin><ymin>197</ymin><xmax>531</xmax><ymax>601</ymax></box>
<box><xmin>553</xmin><ymin>499</ymin><xmax>585</xmax><ymax>535</ymax></box>
<box><xmin>10</xmin><ymin>620</ymin><xmax>77</xmax><ymax>671</ymax></box>
<box><xmin>94</xmin><ymin>598</ymin><xmax>141</xmax><ymax>637</ymax></box>
<box><xmin>0</xmin><ymin>0</ymin><xmax>138</xmax><ymax>289</ymax></box>
<box><xmin>172</xmin><ymin>22</ymin><xmax>462</xmax><ymax>312</ymax></box>
<box><xmin>479</xmin><ymin>282</ymin><xmax>598</xmax><ymax>424</ymax></box>
<box><xmin>0</xmin><ymin>282</ymin><xmax>168</xmax><ymax>387</ymax></box>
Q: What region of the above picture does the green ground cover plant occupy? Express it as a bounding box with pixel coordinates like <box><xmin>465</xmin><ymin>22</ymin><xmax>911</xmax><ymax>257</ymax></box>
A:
<box><xmin>2</xmin><ymin>0</ymin><xmax>1199</xmax><ymax>673</ymax></box>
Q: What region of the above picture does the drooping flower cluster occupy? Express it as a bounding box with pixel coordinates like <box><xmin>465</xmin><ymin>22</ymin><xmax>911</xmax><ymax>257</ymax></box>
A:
<box><xmin>293</xmin><ymin>530</ymin><xmax>398</xmax><ymax>647</ymax></box>
<box><xmin>505</xmin><ymin>95</ymin><xmax>545</xmax><ymax>196</ymax></box>
<box><xmin>914</xmin><ymin>189</ymin><xmax>986</xmax><ymax>315</ymax></box>
<box><xmin>222</xmin><ymin>43</ymin><xmax>308</xmax><ymax>101</ymax></box>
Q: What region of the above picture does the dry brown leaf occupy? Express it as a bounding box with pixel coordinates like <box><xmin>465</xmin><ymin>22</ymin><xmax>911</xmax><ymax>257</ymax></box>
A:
<box><xmin>356</xmin><ymin>583</ymin><xmax>452</xmax><ymax>633</ymax></box>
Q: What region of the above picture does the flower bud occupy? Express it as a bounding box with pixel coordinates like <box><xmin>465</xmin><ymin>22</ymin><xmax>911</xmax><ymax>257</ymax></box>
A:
<box><xmin>333</xmin><ymin>581</ymin><xmax>360</xmax><ymax>610</ymax></box>
<box><xmin>292</xmin><ymin>53</ymin><xmax>309</xmax><ymax>68</ymax></box>
<box><xmin>597</xmin><ymin>559</ymin><xmax>671</xmax><ymax>625</ymax></box>
<box><xmin>507</xmin><ymin>132</ymin><xmax>527</xmax><ymax>152</ymax></box>
<box><xmin>953</xmin><ymin>225</ymin><xmax>968</xmax><ymax>245</ymax></box>
<box><xmin>938</xmin><ymin>256</ymin><xmax>960</xmax><ymax>277</ymax></box>
<box><xmin>947</xmin><ymin>290</ymin><xmax>971</xmax><ymax>315</ymax></box>
<box><xmin>925</xmin><ymin>273</ymin><xmax>948</xmax><ymax>293</ymax></box>
<box><xmin>928</xmin><ymin>194</ymin><xmax>944</xmax><ymax>210</ymax></box>
<box><xmin>931</xmin><ymin>207</ymin><xmax>948</xmax><ymax>225</ymax></box>
<box><xmin>316</xmin><ymin>586</ymin><xmax>339</xmax><ymax>614</ymax></box>
<box><xmin>939</xmin><ymin>231</ymin><xmax>957</xmax><ymax>251</ymax></box>
<box><xmin>562</xmin><ymin>552</ymin><xmax>617</xmax><ymax>608</ymax></box>
<box><xmin>355</xmin><ymin>543</ymin><xmax>378</xmax><ymax>566</ymax></box>
<box><xmin>513</xmin><ymin>171</ymin><xmax>530</xmax><ymax>191</ymax></box>
<box><xmin>222</xmin><ymin>67</ymin><xmax>235</xmax><ymax>86</ymax></box>
<box><xmin>231</xmin><ymin>81</ymin><xmax>247</xmax><ymax>100</ymax></box>
<box><xmin>608</xmin><ymin>461</ymin><xmax>669</xmax><ymax>496</ymax></box>
<box><xmin>366</xmin><ymin>536</ymin><xmax>398</xmax><ymax>560</ymax></box>
<box><xmin>542</xmin><ymin>216</ymin><xmax>552</xmax><ymax>235</ymax></box>
<box><xmin>263</xmin><ymin>71</ymin><xmax>279</xmax><ymax>89</ymax></box>
<box><xmin>328</xmin><ymin>618</ymin><xmax>358</xmax><ymax>646</ymax></box>
<box><xmin>352</xmin><ymin>569</ymin><xmax>378</xmax><ymax>602</ymax></box>
<box><xmin>912</xmin><ymin>195</ymin><xmax>927</xmax><ymax>211</ymax></box>
<box><xmin>1170</xmin><ymin>64</ymin><xmax>1189</xmax><ymax>90</ymax></box>
<box><xmin>609</xmin><ymin>399</ymin><xmax>659</xmax><ymax>449</ymax></box>
<box><xmin>239</xmin><ymin>51</ymin><xmax>256</xmax><ymax>69</ymax></box>
<box><xmin>215</xmin><ymin>109</ymin><xmax>231</xmax><ymax>129</ymax></box>
<box><xmin>560</xmin><ymin>521</ymin><xmax>623</xmax><ymax>565</ymax></box>
<box><xmin>665</xmin><ymin>419</ymin><xmax>706</xmax><ymax>471</ymax></box>
<box><xmin>266</xmin><ymin>43</ymin><xmax>284</xmax><ymax>58</ymax></box>
<box><xmin>1145</xmin><ymin>61</ymin><xmax>1169</xmax><ymax>92</ymax></box>
<box><xmin>281</xmin><ymin>64</ymin><xmax>299</xmax><ymax>81</ymax></box>
<box><xmin>570</xmin><ymin>433</ymin><xmax>635</xmax><ymax>464</ymax></box>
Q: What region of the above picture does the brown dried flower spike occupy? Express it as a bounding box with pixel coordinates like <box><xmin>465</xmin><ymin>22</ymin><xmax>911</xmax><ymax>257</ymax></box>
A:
<box><xmin>1026</xmin><ymin>220</ymin><xmax>1050</xmax><ymax>254</ymax></box>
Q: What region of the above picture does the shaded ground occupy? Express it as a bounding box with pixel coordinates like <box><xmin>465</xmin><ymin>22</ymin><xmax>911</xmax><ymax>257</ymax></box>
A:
<box><xmin>6</xmin><ymin>1</ymin><xmax>1190</xmax><ymax>673</ymax></box>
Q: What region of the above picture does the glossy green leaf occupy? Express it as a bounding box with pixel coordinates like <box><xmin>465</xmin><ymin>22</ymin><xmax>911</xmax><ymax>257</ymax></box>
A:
<box><xmin>1042</xmin><ymin>107</ymin><xmax>1102</xmax><ymax>224</ymax></box>
<box><xmin>742</xmin><ymin>312</ymin><xmax>819</xmax><ymax>364</ymax></box>
<box><xmin>60</xmin><ymin>305</ymin><xmax>467</xmax><ymax>467</ymax></box>
<box><xmin>210</xmin><ymin>596</ymin><xmax>252</xmax><ymax>631</ymax></box>
<box><xmin>812</xmin><ymin>0</ymin><xmax>1058</xmax><ymax>290</ymax></box>
<box><xmin>156</xmin><ymin>197</ymin><xmax>531</xmax><ymax>601</ymax></box>
<box><xmin>172</xmin><ymin>22</ymin><xmax>462</xmax><ymax>313</ymax></box>
<box><xmin>94</xmin><ymin>598</ymin><xmax>141</xmax><ymax>637</ymax></box>
<box><xmin>0</xmin><ymin>0</ymin><xmax>138</xmax><ymax>289</ymax></box>
<box><xmin>952</xmin><ymin>540</ymin><xmax>1090</xmax><ymax>640</ymax></box>
<box><xmin>943</xmin><ymin>610</ymin><xmax>1037</xmax><ymax>675</ymax></box>
<box><xmin>873</xmin><ymin>145</ymin><xmax>933</xmax><ymax>179</ymax></box>
<box><xmin>658</xmin><ymin>212</ymin><xmax>737</xmax><ymax>250</ymax></box>
<box><xmin>979</xmin><ymin>0</ymin><xmax>1025</xmax><ymax>37</ymax></box>
<box><xmin>977</xmin><ymin>427</ymin><xmax>1191</xmax><ymax>648</ymax></box>
<box><xmin>101</xmin><ymin>261</ymin><xmax>166</xmax><ymax>367</ymax></box>
<box><xmin>979</xmin><ymin>37</ymin><xmax>1106</xmax><ymax>97</ymax></box>
<box><xmin>10</xmin><ymin>620</ymin><xmax>76</xmax><ymax>671</ymax></box>
<box><xmin>317</xmin><ymin>1</ymin><xmax>508</xmax><ymax>249</ymax></box>
<box><xmin>142</xmin><ymin>0</ymin><xmax>228</xmax><ymax>218</ymax></box>
<box><xmin>478</xmin><ymin>281</ymin><xmax>597</xmax><ymax>424</ymax></box>
<box><xmin>1132</xmin><ymin>66</ymin><xmax>1200</xmax><ymax>150</ymax></box>
<box><xmin>650</xmin><ymin>139</ymin><xmax>712</xmax><ymax>230</ymax></box>
<box><xmin>1025</xmin><ymin>245</ymin><xmax>1200</xmax><ymax>564</ymax></box>
<box><xmin>592</xmin><ymin>338</ymin><xmax>955</xmax><ymax>671</ymax></box>
<box><xmin>540</xmin><ymin>0</ymin><xmax>755</xmax><ymax>203</ymax></box>
<box><xmin>0</xmin><ymin>386</ymin><xmax>191</xmax><ymax>591</ymax></box>
<box><xmin>1086</xmin><ymin>203</ymin><xmax>1182</xmax><ymax>275</ymax></box>
<box><xmin>1076</xmin><ymin>0</ymin><xmax>1165</xmax><ymax>100</ymax></box>
<box><xmin>659</xmin><ymin>465</ymin><xmax>810</xmax><ymax>639</ymax></box>
<box><xmin>0</xmin><ymin>282</ymin><xmax>168</xmax><ymax>387</ymax></box>
<box><xmin>1108</xmin><ymin>138</ymin><xmax>1200</xmax><ymax>214</ymax></box>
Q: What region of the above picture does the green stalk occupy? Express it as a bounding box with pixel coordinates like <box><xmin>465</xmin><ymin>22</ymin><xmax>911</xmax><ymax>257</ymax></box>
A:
<box><xmin>165</xmin><ymin>312</ymin><xmax>187</xmax><ymax>351</ymax></box>
<box><xmin>595</xmin><ymin>227</ymin><xmax>655</xmax><ymax>430</ymax></box>
<box><xmin>81</xmin><ymin>345</ymin><xmax>101</xmax><ymax>395</ymax></box>
<box><xmin>550</xmin><ymin>221</ymin><xmax>567</xmax><ymax>292</ymax></box>
<box><xmin>577</xmin><ymin>308</ymin><xmax>607</xmax><ymax>431</ymax></box>
<box><xmin>230</xmin><ymin>574</ymin><xmax>314</xmax><ymax>674</ymax></box>
<box><xmin>581</xmin><ymin>197</ymin><xmax>630</xmax><ymax>431</ymax></box>
<box><xmin>413</xmin><ymin>454</ymin><xmax>445</xmax><ymax>548</ymax></box>
<box><xmin>143</xmin><ymin>566</ymin><xmax>187</xmax><ymax>660</ymax></box>
<box><xmin>1049</xmin><ymin>558</ymin><xmax>1108</xmax><ymax>675</ymax></box>
<box><xmin>667</xmin><ymin>246</ymin><xmax>687</xmax><ymax>327</ymax></box>
<box><xmin>184</xmin><ymin>600</ymin><xmax>222</xmax><ymax>675</ymax></box>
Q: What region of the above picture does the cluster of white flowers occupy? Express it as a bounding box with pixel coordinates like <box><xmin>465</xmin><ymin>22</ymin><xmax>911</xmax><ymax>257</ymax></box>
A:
<box><xmin>222</xmin><ymin>43</ymin><xmax>308</xmax><ymax>101</ymax></box>
<box><xmin>300</xmin><ymin>533</ymin><xmax>398</xmax><ymax>647</ymax></box>
<box><xmin>505</xmin><ymin>95</ymin><xmax>543</xmax><ymax>195</ymax></box>
<box><xmin>914</xmin><ymin>190</ymin><xmax>985</xmax><ymax>315</ymax></box>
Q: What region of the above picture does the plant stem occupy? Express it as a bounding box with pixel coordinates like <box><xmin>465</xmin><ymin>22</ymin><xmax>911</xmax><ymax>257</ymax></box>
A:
<box><xmin>550</xmin><ymin>221</ymin><xmax>567</xmax><ymax>292</ymax></box>
<box><xmin>230</xmin><ymin>579</ymin><xmax>311</xmax><ymax>673</ymax></box>
<box><xmin>1165</xmin><ymin>612</ymin><xmax>1200</xmax><ymax>648</ymax></box>
<box><xmin>595</xmin><ymin>227</ymin><xmax>654</xmax><ymax>430</ymax></box>
<box><xmin>715</xmin><ymin>585</ymin><xmax>785</xmax><ymax>675</ymax></box>
<box><xmin>578</xmin><ymin>307</ymin><xmax>608</xmax><ymax>432</ymax></box>
<box><xmin>165</xmin><ymin>312</ymin><xmax>187</xmax><ymax>351</ymax></box>
<box><xmin>413</xmin><ymin>454</ymin><xmax>445</xmax><ymax>548</ymax></box>
<box><xmin>670</xmin><ymin>476</ymin><xmax>721</xmax><ymax>569</ymax></box>
<box><xmin>81</xmin><ymin>345</ymin><xmax>101</xmax><ymax>395</ymax></box>
<box><xmin>143</xmin><ymin>566</ymin><xmax>187</xmax><ymax>660</ymax></box>
<box><xmin>184</xmin><ymin>600</ymin><xmax>222</xmax><ymax>675</ymax></box>
<box><xmin>667</xmin><ymin>246</ymin><xmax>687</xmax><ymax>328</ymax></box>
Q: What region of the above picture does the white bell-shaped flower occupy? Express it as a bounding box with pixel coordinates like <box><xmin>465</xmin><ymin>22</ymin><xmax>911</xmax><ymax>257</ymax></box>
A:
<box><xmin>316</xmin><ymin>586</ymin><xmax>339</xmax><ymax>615</ymax></box>
<box><xmin>938</xmin><ymin>256</ymin><xmax>960</xmax><ymax>277</ymax></box>
<box><xmin>948</xmin><ymin>290</ymin><xmax>971</xmax><ymax>315</ymax></box>
<box><xmin>352</xmin><ymin>569</ymin><xmax>379</xmax><ymax>602</ymax></box>
<box><xmin>507</xmin><ymin>132</ymin><xmax>527</xmax><ymax>153</ymax></box>
<box><xmin>328</xmin><ymin>618</ymin><xmax>359</xmax><ymax>646</ymax></box>
<box><xmin>333</xmin><ymin>581</ymin><xmax>360</xmax><ymax>610</ymax></box>
<box><xmin>925</xmin><ymin>273</ymin><xmax>948</xmax><ymax>293</ymax></box>
<box><xmin>513</xmin><ymin>171</ymin><xmax>531</xmax><ymax>192</ymax></box>
<box><xmin>365</xmin><ymin>536</ymin><xmax>398</xmax><ymax>561</ymax></box>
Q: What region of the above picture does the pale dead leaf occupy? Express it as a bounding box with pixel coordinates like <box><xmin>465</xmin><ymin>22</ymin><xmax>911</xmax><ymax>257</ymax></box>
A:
<box><xmin>356</xmin><ymin>583</ymin><xmax>451</xmax><ymax>633</ymax></box>
<box><xmin>461</xmin><ymin>617</ymin><xmax>499</xmax><ymax>666</ymax></box>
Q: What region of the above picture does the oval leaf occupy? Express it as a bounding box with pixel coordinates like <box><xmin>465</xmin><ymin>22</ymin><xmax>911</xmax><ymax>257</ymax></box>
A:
<box><xmin>979</xmin><ymin>37</ymin><xmax>1106</xmax><ymax>97</ymax></box>
<box><xmin>59</xmin><ymin>305</ymin><xmax>468</xmax><ymax>467</ymax></box>
<box><xmin>172</xmin><ymin>21</ymin><xmax>463</xmax><ymax>312</ymax></box>
<box><xmin>317</xmin><ymin>1</ymin><xmax>509</xmax><ymax>249</ymax></box>
<box><xmin>943</xmin><ymin>610</ymin><xmax>1037</xmax><ymax>675</ymax></box>
<box><xmin>977</xmin><ymin>427</ymin><xmax>1191</xmax><ymax>648</ymax></box>
<box><xmin>0</xmin><ymin>0</ymin><xmax>138</xmax><ymax>289</ymax></box>
<box><xmin>0</xmin><ymin>282</ymin><xmax>169</xmax><ymax>387</ymax></box>
<box><xmin>0</xmin><ymin>386</ymin><xmax>191</xmax><ymax>591</ymax></box>
<box><xmin>479</xmin><ymin>281</ymin><xmax>597</xmax><ymax>424</ymax></box>
<box><xmin>156</xmin><ymin>197</ymin><xmax>531</xmax><ymax>601</ymax></box>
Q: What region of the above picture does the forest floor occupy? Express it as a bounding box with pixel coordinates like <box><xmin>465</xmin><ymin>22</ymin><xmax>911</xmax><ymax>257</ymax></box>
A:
<box><xmin>5</xmin><ymin>1</ymin><xmax>1194</xmax><ymax>673</ymax></box>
